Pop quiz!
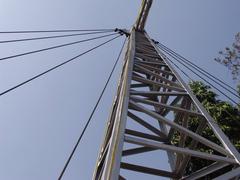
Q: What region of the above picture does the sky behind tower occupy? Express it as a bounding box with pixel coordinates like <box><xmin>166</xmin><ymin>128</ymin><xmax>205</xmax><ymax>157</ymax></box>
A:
<box><xmin>0</xmin><ymin>0</ymin><xmax>239</xmax><ymax>179</ymax></box>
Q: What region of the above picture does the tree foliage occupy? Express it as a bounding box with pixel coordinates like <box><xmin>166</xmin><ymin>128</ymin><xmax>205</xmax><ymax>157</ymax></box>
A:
<box><xmin>215</xmin><ymin>32</ymin><xmax>240</xmax><ymax>81</ymax></box>
<box><xmin>189</xmin><ymin>81</ymin><xmax>240</xmax><ymax>149</ymax></box>
<box><xmin>180</xmin><ymin>81</ymin><xmax>240</xmax><ymax>178</ymax></box>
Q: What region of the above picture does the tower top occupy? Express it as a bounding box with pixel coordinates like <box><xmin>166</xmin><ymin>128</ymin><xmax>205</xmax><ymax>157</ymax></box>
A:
<box><xmin>135</xmin><ymin>0</ymin><xmax>153</xmax><ymax>31</ymax></box>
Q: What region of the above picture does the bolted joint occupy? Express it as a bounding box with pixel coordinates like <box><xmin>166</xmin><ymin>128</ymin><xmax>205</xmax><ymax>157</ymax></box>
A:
<box><xmin>151</xmin><ymin>39</ymin><xmax>159</xmax><ymax>44</ymax></box>
<box><xmin>114</xmin><ymin>28</ymin><xmax>130</xmax><ymax>37</ymax></box>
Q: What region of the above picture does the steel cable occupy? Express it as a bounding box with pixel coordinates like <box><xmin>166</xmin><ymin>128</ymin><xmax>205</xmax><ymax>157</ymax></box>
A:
<box><xmin>0</xmin><ymin>32</ymin><xmax>118</xmax><ymax>61</ymax></box>
<box><xmin>157</xmin><ymin>43</ymin><xmax>240</xmax><ymax>97</ymax></box>
<box><xmin>0</xmin><ymin>29</ymin><xmax>114</xmax><ymax>34</ymax></box>
<box><xmin>57</xmin><ymin>37</ymin><xmax>127</xmax><ymax>180</ymax></box>
<box><xmin>0</xmin><ymin>31</ymin><xmax>113</xmax><ymax>44</ymax></box>
<box><xmin>0</xmin><ymin>35</ymin><xmax>122</xmax><ymax>97</ymax></box>
<box><xmin>157</xmin><ymin>45</ymin><xmax>239</xmax><ymax>105</ymax></box>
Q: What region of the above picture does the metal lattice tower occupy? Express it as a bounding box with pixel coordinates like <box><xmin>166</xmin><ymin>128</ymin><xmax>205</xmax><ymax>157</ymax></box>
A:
<box><xmin>93</xmin><ymin>0</ymin><xmax>240</xmax><ymax>179</ymax></box>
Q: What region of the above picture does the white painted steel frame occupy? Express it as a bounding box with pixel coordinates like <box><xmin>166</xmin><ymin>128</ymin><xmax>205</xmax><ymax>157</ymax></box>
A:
<box><xmin>93</xmin><ymin>29</ymin><xmax>136</xmax><ymax>180</ymax></box>
<box><xmin>93</xmin><ymin>30</ymin><xmax>240</xmax><ymax>179</ymax></box>
<box><xmin>93</xmin><ymin>0</ymin><xmax>240</xmax><ymax>178</ymax></box>
<box><xmin>135</xmin><ymin>0</ymin><xmax>153</xmax><ymax>31</ymax></box>
<box><xmin>146</xmin><ymin>32</ymin><xmax>240</xmax><ymax>164</ymax></box>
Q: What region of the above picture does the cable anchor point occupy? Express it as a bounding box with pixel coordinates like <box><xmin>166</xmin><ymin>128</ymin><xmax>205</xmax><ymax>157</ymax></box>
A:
<box><xmin>151</xmin><ymin>39</ymin><xmax>159</xmax><ymax>44</ymax></box>
<box><xmin>114</xmin><ymin>28</ymin><xmax>130</xmax><ymax>37</ymax></box>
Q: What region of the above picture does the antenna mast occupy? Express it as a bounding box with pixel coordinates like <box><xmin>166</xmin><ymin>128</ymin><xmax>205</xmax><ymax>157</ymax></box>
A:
<box><xmin>93</xmin><ymin>1</ymin><xmax>240</xmax><ymax>179</ymax></box>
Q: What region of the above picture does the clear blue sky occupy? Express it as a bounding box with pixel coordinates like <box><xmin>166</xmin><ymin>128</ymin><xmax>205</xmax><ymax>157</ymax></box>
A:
<box><xmin>0</xmin><ymin>0</ymin><xmax>239</xmax><ymax>180</ymax></box>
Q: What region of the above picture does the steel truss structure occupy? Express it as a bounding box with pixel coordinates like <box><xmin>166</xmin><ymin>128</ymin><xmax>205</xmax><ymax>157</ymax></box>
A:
<box><xmin>93</xmin><ymin>0</ymin><xmax>240</xmax><ymax>179</ymax></box>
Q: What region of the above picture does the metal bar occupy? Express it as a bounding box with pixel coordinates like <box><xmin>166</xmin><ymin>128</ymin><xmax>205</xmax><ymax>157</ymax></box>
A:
<box><xmin>136</xmin><ymin>43</ymin><xmax>158</xmax><ymax>52</ymax></box>
<box><xmin>130</xmin><ymin>83</ymin><xmax>149</xmax><ymax>88</ymax></box>
<box><xmin>145</xmin><ymin>32</ymin><xmax>240</xmax><ymax>164</ymax></box>
<box><xmin>174</xmin><ymin>119</ymin><xmax>207</xmax><ymax>175</ymax></box>
<box><xmin>120</xmin><ymin>162</ymin><xmax>179</xmax><ymax>178</ymax></box>
<box><xmin>132</xmin><ymin>75</ymin><xmax>185</xmax><ymax>92</ymax></box>
<box><xmin>135</xmin><ymin>60</ymin><xmax>168</xmax><ymax>66</ymax></box>
<box><xmin>119</xmin><ymin>175</ymin><xmax>126</xmax><ymax>180</ymax></box>
<box><xmin>135</xmin><ymin>53</ymin><xmax>164</xmax><ymax>63</ymax></box>
<box><xmin>136</xmin><ymin>41</ymin><xmax>178</xmax><ymax>172</ymax></box>
<box><xmin>135</xmin><ymin>52</ymin><xmax>163</xmax><ymax>60</ymax></box>
<box><xmin>122</xmin><ymin>146</ymin><xmax>156</xmax><ymax>156</ymax></box>
<box><xmin>135</xmin><ymin>63</ymin><xmax>174</xmax><ymax>76</ymax></box>
<box><xmin>94</xmin><ymin>25</ymin><xmax>240</xmax><ymax>179</ymax></box>
<box><xmin>213</xmin><ymin>167</ymin><xmax>240</xmax><ymax>180</ymax></box>
<box><xmin>132</xmin><ymin>72</ymin><xmax>145</xmax><ymax>79</ymax></box>
<box><xmin>137</xmin><ymin>41</ymin><xmax>156</xmax><ymax>48</ymax></box>
<box><xmin>128</xmin><ymin>111</ymin><xmax>167</xmax><ymax>137</ymax></box>
<box><xmin>129</xmin><ymin>100</ymin><xmax>231</xmax><ymax>156</ymax></box>
<box><xmin>130</xmin><ymin>90</ymin><xmax>188</xmax><ymax>96</ymax></box>
<box><xmin>183</xmin><ymin>162</ymin><xmax>229</xmax><ymax>180</ymax></box>
<box><xmin>125</xmin><ymin>135</ymin><xmax>237</xmax><ymax>164</ymax></box>
<box><xmin>172</xmin><ymin>109</ymin><xmax>188</xmax><ymax>164</ymax></box>
<box><xmin>174</xmin><ymin>98</ymin><xmax>191</xmax><ymax>170</ymax></box>
<box><xmin>131</xmin><ymin>96</ymin><xmax>203</xmax><ymax>117</ymax></box>
<box><xmin>134</xmin><ymin>64</ymin><xmax>182</xmax><ymax>87</ymax></box>
<box><xmin>136</xmin><ymin>46</ymin><xmax>156</xmax><ymax>53</ymax></box>
<box><xmin>160</xmin><ymin>96</ymin><xmax>184</xmax><ymax>117</ymax></box>
<box><xmin>135</xmin><ymin>0</ymin><xmax>153</xmax><ymax>31</ymax></box>
<box><xmin>125</xmin><ymin>129</ymin><xmax>167</xmax><ymax>142</ymax></box>
<box><xmin>136</xmin><ymin>47</ymin><xmax>159</xmax><ymax>56</ymax></box>
<box><xmin>96</xmin><ymin>141</ymin><xmax>109</xmax><ymax>170</ymax></box>
<box><xmin>100</xmin><ymin>29</ymin><xmax>136</xmax><ymax>180</ymax></box>
<box><xmin>93</xmin><ymin>91</ymin><xmax>120</xmax><ymax>179</ymax></box>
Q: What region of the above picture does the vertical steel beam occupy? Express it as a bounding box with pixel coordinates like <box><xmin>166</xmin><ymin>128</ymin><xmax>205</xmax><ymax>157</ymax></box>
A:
<box><xmin>135</xmin><ymin>0</ymin><xmax>153</xmax><ymax>31</ymax></box>
<box><xmin>93</xmin><ymin>29</ymin><xmax>136</xmax><ymax>180</ymax></box>
<box><xmin>93</xmin><ymin>1</ymin><xmax>240</xmax><ymax>179</ymax></box>
<box><xmin>145</xmin><ymin>32</ymin><xmax>240</xmax><ymax>164</ymax></box>
<box><xmin>93</xmin><ymin>30</ymin><xmax>240</xmax><ymax>179</ymax></box>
